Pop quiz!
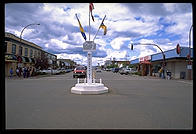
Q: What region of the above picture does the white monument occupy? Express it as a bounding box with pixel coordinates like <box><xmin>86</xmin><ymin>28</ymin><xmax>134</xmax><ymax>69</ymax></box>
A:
<box><xmin>71</xmin><ymin>4</ymin><xmax>108</xmax><ymax>94</ymax></box>
<box><xmin>71</xmin><ymin>41</ymin><xmax>108</xmax><ymax>94</ymax></box>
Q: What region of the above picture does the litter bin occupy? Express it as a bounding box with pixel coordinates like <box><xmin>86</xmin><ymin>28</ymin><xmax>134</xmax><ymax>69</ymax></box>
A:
<box><xmin>180</xmin><ymin>72</ymin><xmax>186</xmax><ymax>79</ymax></box>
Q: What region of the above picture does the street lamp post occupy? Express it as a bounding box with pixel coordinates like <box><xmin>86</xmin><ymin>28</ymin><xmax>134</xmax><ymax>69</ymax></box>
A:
<box><xmin>19</xmin><ymin>23</ymin><xmax>40</xmax><ymax>56</ymax></box>
<box><xmin>131</xmin><ymin>43</ymin><xmax>166</xmax><ymax>79</ymax></box>
<box><xmin>17</xmin><ymin>23</ymin><xmax>40</xmax><ymax>68</ymax></box>
<box><xmin>188</xmin><ymin>24</ymin><xmax>193</xmax><ymax>80</ymax></box>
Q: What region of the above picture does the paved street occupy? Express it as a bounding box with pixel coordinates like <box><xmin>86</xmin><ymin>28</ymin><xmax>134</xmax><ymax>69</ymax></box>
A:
<box><xmin>5</xmin><ymin>71</ymin><xmax>193</xmax><ymax>129</ymax></box>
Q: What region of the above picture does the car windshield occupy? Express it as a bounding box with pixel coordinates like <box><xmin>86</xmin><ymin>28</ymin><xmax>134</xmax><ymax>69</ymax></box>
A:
<box><xmin>76</xmin><ymin>66</ymin><xmax>85</xmax><ymax>70</ymax></box>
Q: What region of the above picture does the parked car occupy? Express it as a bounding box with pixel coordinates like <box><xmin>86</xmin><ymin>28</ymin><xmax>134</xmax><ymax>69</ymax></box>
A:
<box><xmin>106</xmin><ymin>68</ymin><xmax>111</xmax><ymax>71</ymax></box>
<box><xmin>119</xmin><ymin>68</ymin><xmax>132</xmax><ymax>75</ymax></box>
<box><xmin>73</xmin><ymin>66</ymin><xmax>86</xmax><ymax>78</ymax></box>
<box><xmin>112</xmin><ymin>68</ymin><xmax>120</xmax><ymax>73</ymax></box>
<box><xmin>96</xmin><ymin>68</ymin><xmax>102</xmax><ymax>72</ymax></box>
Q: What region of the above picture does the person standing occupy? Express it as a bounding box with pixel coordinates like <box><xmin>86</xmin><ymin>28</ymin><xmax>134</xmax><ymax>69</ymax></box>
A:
<box><xmin>19</xmin><ymin>67</ymin><xmax>22</xmax><ymax>77</ymax></box>
<box><xmin>23</xmin><ymin>67</ymin><xmax>26</xmax><ymax>78</ymax></box>
<box><xmin>16</xmin><ymin>67</ymin><xmax>19</xmax><ymax>77</ymax></box>
<box><xmin>9</xmin><ymin>67</ymin><xmax>13</xmax><ymax>78</ymax></box>
<box><xmin>27</xmin><ymin>67</ymin><xmax>30</xmax><ymax>78</ymax></box>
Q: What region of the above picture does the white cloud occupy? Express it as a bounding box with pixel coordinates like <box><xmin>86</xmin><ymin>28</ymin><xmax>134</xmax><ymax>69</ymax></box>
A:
<box><xmin>110</xmin><ymin>37</ymin><xmax>131</xmax><ymax>50</ymax></box>
<box><xmin>56</xmin><ymin>53</ymin><xmax>86</xmax><ymax>65</ymax></box>
<box><xmin>105</xmin><ymin>49</ymin><xmax>127</xmax><ymax>60</ymax></box>
<box><xmin>5</xmin><ymin>3</ymin><xmax>193</xmax><ymax>66</ymax></box>
<box><xmin>45</xmin><ymin>44</ymin><xmax>49</xmax><ymax>48</ymax></box>
<box><xmin>50</xmin><ymin>38</ymin><xmax>69</xmax><ymax>49</ymax></box>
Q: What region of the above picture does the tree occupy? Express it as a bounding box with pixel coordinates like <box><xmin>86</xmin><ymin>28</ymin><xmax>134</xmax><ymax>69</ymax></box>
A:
<box><xmin>35</xmin><ymin>51</ymin><xmax>49</xmax><ymax>70</ymax></box>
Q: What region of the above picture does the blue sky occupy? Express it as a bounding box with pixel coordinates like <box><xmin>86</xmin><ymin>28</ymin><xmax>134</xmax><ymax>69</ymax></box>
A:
<box><xmin>5</xmin><ymin>3</ymin><xmax>193</xmax><ymax>66</ymax></box>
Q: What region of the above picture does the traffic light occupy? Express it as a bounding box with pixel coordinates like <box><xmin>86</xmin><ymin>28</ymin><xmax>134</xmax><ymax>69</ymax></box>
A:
<box><xmin>131</xmin><ymin>44</ymin><xmax>133</xmax><ymax>50</ymax></box>
<box><xmin>176</xmin><ymin>44</ymin><xmax>180</xmax><ymax>54</ymax></box>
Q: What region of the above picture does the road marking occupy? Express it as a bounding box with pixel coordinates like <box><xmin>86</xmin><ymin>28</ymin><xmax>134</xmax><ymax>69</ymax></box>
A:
<box><xmin>177</xmin><ymin>80</ymin><xmax>193</xmax><ymax>85</ymax></box>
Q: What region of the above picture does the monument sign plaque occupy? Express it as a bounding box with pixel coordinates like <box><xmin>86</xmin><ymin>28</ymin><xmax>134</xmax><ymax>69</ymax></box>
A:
<box><xmin>83</xmin><ymin>41</ymin><xmax>96</xmax><ymax>51</ymax></box>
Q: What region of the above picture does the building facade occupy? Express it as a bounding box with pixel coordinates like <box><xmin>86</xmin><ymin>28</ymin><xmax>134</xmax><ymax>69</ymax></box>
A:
<box><xmin>130</xmin><ymin>47</ymin><xmax>193</xmax><ymax>80</ymax></box>
<box><xmin>57</xmin><ymin>59</ymin><xmax>77</xmax><ymax>69</ymax></box>
<box><xmin>5</xmin><ymin>32</ymin><xmax>57</xmax><ymax>77</ymax></box>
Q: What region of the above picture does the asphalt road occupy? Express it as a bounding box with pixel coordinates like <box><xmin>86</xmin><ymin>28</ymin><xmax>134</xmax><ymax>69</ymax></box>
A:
<box><xmin>5</xmin><ymin>71</ymin><xmax>193</xmax><ymax>129</ymax></box>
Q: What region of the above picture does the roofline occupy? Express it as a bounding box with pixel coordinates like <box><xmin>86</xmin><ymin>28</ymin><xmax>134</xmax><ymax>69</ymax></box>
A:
<box><xmin>5</xmin><ymin>32</ymin><xmax>42</xmax><ymax>49</ymax></box>
<box><xmin>131</xmin><ymin>47</ymin><xmax>193</xmax><ymax>61</ymax></box>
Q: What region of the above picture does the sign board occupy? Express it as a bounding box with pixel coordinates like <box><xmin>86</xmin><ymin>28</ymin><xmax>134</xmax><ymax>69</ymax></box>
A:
<box><xmin>187</xmin><ymin>65</ymin><xmax>192</xmax><ymax>70</ymax></box>
<box><xmin>139</xmin><ymin>55</ymin><xmax>151</xmax><ymax>62</ymax></box>
<box><xmin>83</xmin><ymin>41</ymin><xmax>96</xmax><ymax>52</ymax></box>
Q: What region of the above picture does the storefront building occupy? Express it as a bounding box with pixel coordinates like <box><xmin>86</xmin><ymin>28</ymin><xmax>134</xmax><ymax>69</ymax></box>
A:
<box><xmin>5</xmin><ymin>32</ymin><xmax>57</xmax><ymax>77</ymax></box>
<box><xmin>130</xmin><ymin>47</ymin><xmax>193</xmax><ymax>80</ymax></box>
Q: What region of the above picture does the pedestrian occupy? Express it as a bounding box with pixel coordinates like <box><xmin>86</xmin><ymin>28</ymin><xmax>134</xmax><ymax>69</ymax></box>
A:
<box><xmin>9</xmin><ymin>67</ymin><xmax>13</xmax><ymax>78</ymax></box>
<box><xmin>16</xmin><ymin>67</ymin><xmax>19</xmax><ymax>77</ymax></box>
<box><xmin>23</xmin><ymin>67</ymin><xmax>26</xmax><ymax>78</ymax></box>
<box><xmin>19</xmin><ymin>67</ymin><xmax>22</xmax><ymax>77</ymax></box>
<box><xmin>158</xmin><ymin>67</ymin><xmax>163</xmax><ymax>78</ymax></box>
<box><xmin>27</xmin><ymin>67</ymin><xmax>30</xmax><ymax>78</ymax></box>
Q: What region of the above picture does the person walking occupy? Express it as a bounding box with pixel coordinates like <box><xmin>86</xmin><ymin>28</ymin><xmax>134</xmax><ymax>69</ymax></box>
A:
<box><xmin>27</xmin><ymin>67</ymin><xmax>30</xmax><ymax>78</ymax></box>
<box><xmin>19</xmin><ymin>67</ymin><xmax>22</xmax><ymax>77</ymax></box>
<box><xmin>16</xmin><ymin>67</ymin><xmax>19</xmax><ymax>77</ymax></box>
<box><xmin>23</xmin><ymin>67</ymin><xmax>26</xmax><ymax>78</ymax></box>
<box><xmin>9</xmin><ymin>67</ymin><xmax>13</xmax><ymax>78</ymax></box>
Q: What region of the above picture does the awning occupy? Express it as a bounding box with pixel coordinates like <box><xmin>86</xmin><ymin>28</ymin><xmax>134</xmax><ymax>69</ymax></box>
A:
<box><xmin>28</xmin><ymin>58</ymin><xmax>32</xmax><ymax>63</ymax></box>
<box><xmin>31</xmin><ymin>58</ymin><xmax>35</xmax><ymax>63</ymax></box>
<box><xmin>24</xmin><ymin>57</ymin><xmax>29</xmax><ymax>62</ymax></box>
<box><xmin>22</xmin><ymin>57</ymin><xmax>26</xmax><ymax>62</ymax></box>
<box><xmin>5</xmin><ymin>54</ymin><xmax>17</xmax><ymax>61</ymax></box>
<box><xmin>17</xmin><ymin>56</ymin><xmax>22</xmax><ymax>62</ymax></box>
<box><xmin>140</xmin><ymin>61</ymin><xmax>151</xmax><ymax>64</ymax></box>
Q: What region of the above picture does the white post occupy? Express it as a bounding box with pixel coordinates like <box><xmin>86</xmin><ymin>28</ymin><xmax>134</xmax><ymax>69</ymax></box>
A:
<box><xmin>87</xmin><ymin>51</ymin><xmax>92</xmax><ymax>84</ymax></box>
<box><xmin>100</xmin><ymin>78</ymin><xmax>102</xmax><ymax>84</ymax></box>
<box><xmin>84</xmin><ymin>78</ymin><xmax>86</xmax><ymax>83</ymax></box>
<box><xmin>77</xmin><ymin>78</ymin><xmax>79</xmax><ymax>84</ymax></box>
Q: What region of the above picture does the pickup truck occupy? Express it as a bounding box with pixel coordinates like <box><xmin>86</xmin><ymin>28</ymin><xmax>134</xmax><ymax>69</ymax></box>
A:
<box><xmin>73</xmin><ymin>66</ymin><xmax>86</xmax><ymax>78</ymax></box>
<box><xmin>119</xmin><ymin>68</ymin><xmax>132</xmax><ymax>75</ymax></box>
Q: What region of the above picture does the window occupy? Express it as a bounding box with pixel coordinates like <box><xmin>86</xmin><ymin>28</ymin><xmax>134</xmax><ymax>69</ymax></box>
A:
<box><xmin>5</xmin><ymin>42</ymin><xmax>7</xmax><ymax>52</ymax></box>
<box><xmin>25</xmin><ymin>48</ymin><xmax>28</xmax><ymax>57</ymax></box>
<box><xmin>30</xmin><ymin>49</ymin><xmax>33</xmax><ymax>57</ymax></box>
<box><xmin>34</xmin><ymin>50</ymin><xmax>37</xmax><ymax>57</ymax></box>
<box><xmin>12</xmin><ymin>44</ymin><xmax>16</xmax><ymax>54</ymax></box>
<box><xmin>38</xmin><ymin>51</ymin><xmax>41</xmax><ymax>58</ymax></box>
<box><xmin>19</xmin><ymin>46</ymin><xmax>23</xmax><ymax>56</ymax></box>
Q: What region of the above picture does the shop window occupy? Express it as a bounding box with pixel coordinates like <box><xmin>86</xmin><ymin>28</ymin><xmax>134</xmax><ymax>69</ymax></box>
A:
<box><xmin>19</xmin><ymin>46</ymin><xmax>23</xmax><ymax>56</ymax></box>
<box><xmin>25</xmin><ymin>48</ymin><xmax>28</xmax><ymax>57</ymax></box>
<box><xmin>12</xmin><ymin>44</ymin><xmax>16</xmax><ymax>54</ymax></box>
<box><xmin>4</xmin><ymin>42</ymin><xmax>7</xmax><ymax>52</ymax></box>
<box><xmin>30</xmin><ymin>49</ymin><xmax>33</xmax><ymax>57</ymax></box>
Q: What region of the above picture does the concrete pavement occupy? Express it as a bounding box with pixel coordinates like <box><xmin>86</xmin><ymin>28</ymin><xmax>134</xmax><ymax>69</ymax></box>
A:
<box><xmin>5</xmin><ymin>71</ymin><xmax>193</xmax><ymax>129</ymax></box>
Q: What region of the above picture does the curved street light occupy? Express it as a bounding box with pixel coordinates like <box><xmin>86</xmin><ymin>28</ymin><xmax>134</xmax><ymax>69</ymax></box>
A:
<box><xmin>131</xmin><ymin>43</ymin><xmax>166</xmax><ymax>79</ymax></box>
<box><xmin>18</xmin><ymin>23</ymin><xmax>40</xmax><ymax>66</ymax></box>
<box><xmin>20</xmin><ymin>23</ymin><xmax>40</xmax><ymax>45</ymax></box>
<box><xmin>188</xmin><ymin>24</ymin><xmax>193</xmax><ymax>80</ymax></box>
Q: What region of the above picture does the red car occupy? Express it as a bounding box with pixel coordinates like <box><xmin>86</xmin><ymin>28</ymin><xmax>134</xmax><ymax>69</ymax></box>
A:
<box><xmin>73</xmin><ymin>66</ymin><xmax>86</xmax><ymax>78</ymax></box>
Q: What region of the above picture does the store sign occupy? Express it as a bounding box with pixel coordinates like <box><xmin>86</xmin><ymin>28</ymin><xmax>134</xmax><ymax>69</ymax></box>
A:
<box><xmin>5</xmin><ymin>54</ymin><xmax>17</xmax><ymax>61</ymax></box>
<box><xmin>83</xmin><ymin>41</ymin><xmax>96</xmax><ymax>51</ymax></box>
<box><xmin>139</xmin><ymin>55</ymin><xmax>151</xmax><ymax>62</ymax></box>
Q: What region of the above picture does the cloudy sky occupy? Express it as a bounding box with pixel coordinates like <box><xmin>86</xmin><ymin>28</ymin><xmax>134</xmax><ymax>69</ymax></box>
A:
<box><xmin>5</xmin><ymin>3</ymin><xmax>193</xmax><ymax>66</ymax></box>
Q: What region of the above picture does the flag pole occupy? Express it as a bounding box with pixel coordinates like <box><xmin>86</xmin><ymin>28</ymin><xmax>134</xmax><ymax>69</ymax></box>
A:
<box><xmin>93</xmin><ymin>15</ymin><xmax>106</xmax><ymax>41</ymax></box>
<box><xmin>87</xmin><ymin>3</ymin><xmax>92</xmax><ymax>84</ymax></box>
<box><xmin>89</xmin><ymin>4</ymin><xmax>91</xmax><ymax>41</ymax></box>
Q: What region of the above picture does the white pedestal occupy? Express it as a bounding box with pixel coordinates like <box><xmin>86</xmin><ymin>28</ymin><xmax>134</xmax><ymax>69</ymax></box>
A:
<box><xmin>71</xmin><ymin>83</ymin><xmax>108</xmax><ymax>94</ymax></box>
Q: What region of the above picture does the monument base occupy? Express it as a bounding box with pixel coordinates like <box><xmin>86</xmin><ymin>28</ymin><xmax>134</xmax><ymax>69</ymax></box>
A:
<box><xmin>71</xmin><ymin>83</ymin><xmax>108</xmax><ymax>94</ymax></box>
